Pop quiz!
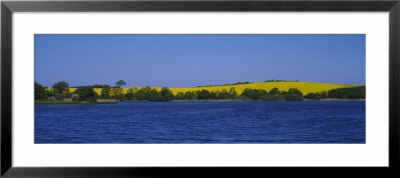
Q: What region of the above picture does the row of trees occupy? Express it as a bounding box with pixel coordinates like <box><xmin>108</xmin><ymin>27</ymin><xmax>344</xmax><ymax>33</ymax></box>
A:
<box><xmin>327</xmin><ymin>86</ymin><xmax>365</xmax><ymax>99</ymax></box>
<box><xmin>304</xmin><ymin>86</ymin><xmax>365</xmax><ymax>100</ymax></box>
<box><xmin>105</xmin><ymin>87</ymin><xmax>302</xmax><ymax>101</ymax></box>
<box><xmin>35</xmin><ymin>80</ymin><xmax>127</xmax><ymax>102</ymax></box>
<box><xmin>195</xmin><ymin>80</ymin><xmax>299</xmax><ymax>87</ymax></box>
<box><xmin>240</xmin><ymin>88</ymin><xmax>304</xmax><ymax>101</ymax></box>
<box><xmin>105</xmin><ymin>85</ymin><xmax>365</xmax><ymax>101</ymax></box>
<box><xmin>35</xmin><ymin>82</ymin><xmax>99</xmax><ymax>102</ymax></box>
<box><xmin>35</xmin><ymin>80</ymin><xmax>366</xmax><ymax>102</ymax></box>
<box><xmin>35</xmin><ymin>81</ymin><xmax>303</xmax><ymax>102</ymax></box>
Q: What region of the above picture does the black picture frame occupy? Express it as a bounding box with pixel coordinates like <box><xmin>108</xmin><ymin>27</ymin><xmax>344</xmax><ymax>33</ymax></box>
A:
<box><xmin>1</xmin><ymin>0</ymin><xmax>399</xmax><ymax>177</ymax></box>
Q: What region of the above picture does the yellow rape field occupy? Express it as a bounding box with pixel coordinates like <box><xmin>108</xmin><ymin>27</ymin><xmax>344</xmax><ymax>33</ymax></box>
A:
<box><xmin>65</xmin><ymin>81</ymin><xmax>360</xmax><ymax>96</ymax></box>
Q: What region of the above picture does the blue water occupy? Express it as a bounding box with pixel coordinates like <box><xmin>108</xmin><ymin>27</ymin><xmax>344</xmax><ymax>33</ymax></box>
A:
<box><xmin>35</xmin><ymin>101</ymin><xmax>365</xmax><ymax>143</ymax></box>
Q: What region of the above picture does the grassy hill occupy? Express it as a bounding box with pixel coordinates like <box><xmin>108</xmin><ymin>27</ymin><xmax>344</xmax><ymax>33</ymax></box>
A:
<box><xmin>68</xmin><ymin>81</ymin><xmax>361</xmax><ymax>96</ymax></box>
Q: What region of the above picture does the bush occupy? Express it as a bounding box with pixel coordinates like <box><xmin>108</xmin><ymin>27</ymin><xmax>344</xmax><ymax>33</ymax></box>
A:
<box><xmin>241</xmin><ymin>88</ymin><xmax>267</xmax><ymax>100</ymax></box>
<box><xmin>319</xmin><ymin>91</ymin><xmax>328</xmax><ymax>99</ymax></box>
<box><xmin>175</xmin><ymin>92</ymin><xmax>185</xmax><ymax>100</ymax></box>
<box><xmin>74</xmin><ymin>86</ymin><xmax>97</xmax><ymax>101</ymax></box>
<box><xmin>304</xmin><ymin>93</ymin><xmax>322</xmax><ymax>100</ymax></box>
<box><xmin>175</xmin><ymin>91</ymin><xmax>196</xmax><ymax>100</ymax></box>
<box><xmin>132</xmin><ymin>87</ymin><xmax>164</xmax><ymax>101</ymax></box>
<box><xmin>184</xmin><ymin>91</ymin><xmax>196</xmax><ymax>100</ymax></box>
<box><xmin>197</xmin><ymin>90</ymin><xmax>212</xmax><ymax>100</ymax></box>
<box><xmin>268</xmin><ymin>88</ymin><xmax>281</xmax><ymax>95</ymax></box>
<box><xmin>328</xmin><ymin>86</ymin><xmax>365</xmax><ymax>99</ymax></box>
<box><xmin>71</xmin><ymin>94</ymin><xmax>80</xmax><ymax>101</ymax></box>
<box><xmin>229</xmin><ymin>87</ymin><xmax>237</xmax><ymax>98</ymax></box>
<box><xmin>35</xmin><ymin>82</ymin><xmax>48</xmax><ymax>100</ymax></box>
<box><xmin>55</xmin><ymin>94</ymin><xmax>64</xmax><ymax>101</ymax></box>
<box><xmin>125</xmin><ymin>88</ymin><xmax>135</xmax><ymax>100</ymax></box>
<box><xmin>55</xmin><ymin>93</ymin><xmax>73</xmax><ymax>100</ymax></box>
<box><xmin>234</xmin><ymin>95</ymin><xmax>252</xmax><ymax>100</ymax></box>
<box><xmin>52</xmin><ymin>81</ymin><xmax>69</xmax><ymax>95</ymax></box>
<box><xmin>260</xmin><ymin>94</ymin><xmax>286</xmax><ymax>101</ymax></box>
<box><xmin>147</xmin><ymin>89</ymin><xmax>163</xmax><ymax>101</ymax></box>
<box><xmin>283</xmin><ymin>88</ymin><xmax>304</xmax><ymax>101</ymax></box>
<box><xmin>117</xmin><ymin>96</ymin><xmax>127</xmax><ymax>101</ymax></box>
<box><xmin>45</xmin><ymin>90</ymin><xmax>54</xmax><ymax>97</ymax></box>
<box><xmin>160</xmin><ymin>87</ymin><xmax>174</xmax><ymax>101</ymax></box>
<box><xmin>101</xmin><ymin>85</ymin><xmax>111</xmax><ymax>97</ymax></box>
<box><xmin>134</xmin><ymin>86</ymin><xmax>165</xmax><ymax>101</ymax></box>
<box><xmin>216</xmin><ymin>89</ymin><xmax>229</xmax><ymax>99</ymax></box>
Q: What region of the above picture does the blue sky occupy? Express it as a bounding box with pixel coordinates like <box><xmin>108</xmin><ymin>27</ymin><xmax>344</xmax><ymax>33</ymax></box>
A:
<box><xmin>35</xmin><ymin>34</ymin><xmax>365</xmax><ymax>88</ymax></box>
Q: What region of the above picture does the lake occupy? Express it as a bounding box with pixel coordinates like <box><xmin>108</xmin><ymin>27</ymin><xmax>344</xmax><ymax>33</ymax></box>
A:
<box><xmin>35</xmin><ymin>101</ymin><xmax>365</xmax><ymax>143</ymax></box>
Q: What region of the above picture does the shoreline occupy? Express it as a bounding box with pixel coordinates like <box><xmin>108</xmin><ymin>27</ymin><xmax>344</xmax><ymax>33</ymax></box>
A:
<box><xmin>35</xmin><ymin>101</ymin><xmax>118</xmax><ymax>105</ymax></box>
<box><xmin>305</xmin><ymin>98</ymin><xmax>365</xmax><ymax>101</ymax></box>
<box><xmin>170</xmin><ymin>99</ymin><xmax>250</xmax><ymax>102</ymax></box>
<box><xmin>169</xmin><ymin>99</ymin><xmax>365</xmax><ymax>102</ymax></box>
<box><xmin>35</xmin><ymin>98</ymin><xmax>365</xmax><ymax>105</ymax></box>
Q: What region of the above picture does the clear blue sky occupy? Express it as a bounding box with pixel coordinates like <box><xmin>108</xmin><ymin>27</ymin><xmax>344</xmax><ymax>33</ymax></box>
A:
<box><xmin>35</xmin><ymin>34</ymin><xmax>365</xmax><ymax>88</ymax></box>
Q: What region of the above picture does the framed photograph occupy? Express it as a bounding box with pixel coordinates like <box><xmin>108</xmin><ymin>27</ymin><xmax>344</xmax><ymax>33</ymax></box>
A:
<box><xmin>1</xmin><ymin>0</ymin><xmax>399</xmax><ymax>177</ymax></box>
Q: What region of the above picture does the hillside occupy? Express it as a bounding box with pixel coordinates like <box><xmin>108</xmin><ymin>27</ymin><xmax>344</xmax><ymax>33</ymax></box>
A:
<box><xmin>68</xmin><ymin>81</ymin><xmax>361</xmax><ymax>96</ymax></box>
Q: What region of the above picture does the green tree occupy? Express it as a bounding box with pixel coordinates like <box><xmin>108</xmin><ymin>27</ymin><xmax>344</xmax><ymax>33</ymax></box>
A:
<box><xmin>134</xmin><ymin>86</ymin><xmax>164</xmax><ymax>101</ymax></box>
<box><xmin>260</xmin><ymin>94</ymin><xmax>286</xmax><ymax>101</ymax></box>
<box><xmin>319</xmin><ymin>91</ymin><xmax>328</xmax><ymax>99</ymax></box>
<box><xmin>45</xmin><ymin>90</ymin><xmax>54</xmax><ymax>97</ymax></box>
<box><xmin>35</xmin><ymin>82</ymin><xmax>48</xmax><ymax>100</ymax></box>
<box><xmin>74</xmin><ymin>86</ymin><xmax>97</xmax><ymax>101</ymax></box>
<box><xmin>283</xmin><ymin>88</ymin><xmax>304</xmax><ymax>101</ymax></box>
<box><xmin>269</xmin><ymin>88</ymin><xmax>281</xmax><ymax>95</ymax></box>
<box><xmin>304</xmin><ymin>93</ymin><xmax>322</xmax><ymax>100</ymax></box>
<box><xmin>125</xmin><ymin>88</ymin><xmax>135</xmax><ymax>100</ymax></box>
<box><xmin>55</xmin><ymin>93</ymin><xmax>72</xmax><ymax>100</ymax></box>
<box><xmin>210</xmin><ymin>91</ymin><xmax>217</xmax><ymax>99</ymax></box>
<box><xmin>52</xmin><ymin>81</ymin><xmax>69</xmax><ymax>95</ymax></box>
<box><xmin>216</xmin><ymin>89</ymin><xmax>228</xmax><ymax>99</ymax></box>
<box><xmin>115</xmin><ymin>80</ymin><xmax>126</xmax><ymax>88</ymax></box>
<box><xmin>147</xmin><ymin>88</ymin><xmax>162</xmax><ymax>101</ymax></box>
<box><xmin>175</xmin><ymin>92</ymin><xmax>185</xmax><ymax>100</ymax></box>
<box><xmin>160</xmin><ymin>87</ymin><xmax>174</xmax><ymax>101</ymax></box>
<box><xmin>197</xmin><ymin>89</ymin><xmax>211</xmax><ymax>100</ymax></box>
<box><xmin>229</xmin><ymin>87</ymin><xmax>237</xmax><ymax>98</ymax></box>
<box><xmin>328</xmin><ymin>86</ymin><xmax>365</xmax><ymax>99</ymax></box>
<box><xmin>101</xmin><ymin>84</ymin><xmax>111</xmax><ymax>97</ymax></box>
<box><xmin>135</xmin><ymin>86</ymin><xmax>150</xmax><ymax>100</ymax></box>
<box><xmin>184</xmin><ymin>91</ymin><xmax>196</xmax><ymax>100</ymax></box>
<box><xmin>241</xmin><ymin>88</ymin><xmax>267</xmax><ymax>100</ymax></box>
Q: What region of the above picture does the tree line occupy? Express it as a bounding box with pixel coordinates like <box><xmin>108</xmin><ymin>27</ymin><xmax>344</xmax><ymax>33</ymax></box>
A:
<box><xmin>35</xmin><ymin>80</ymin><xmax>366</xmax><ymax>102</ymax></box>
<box><xmin>35</xmin><ymin>80</ymin><xmax>127</xmax><ymax>102</ymax></box>
<box><xmin>195</xmin><ymin>79</ymin><xmax>300</xmax><ymax>87</ymax></box>
<box><xmin>304</xmin><ymin>86</ymin><xmax>365</xmax><ymax>100</ymax></box>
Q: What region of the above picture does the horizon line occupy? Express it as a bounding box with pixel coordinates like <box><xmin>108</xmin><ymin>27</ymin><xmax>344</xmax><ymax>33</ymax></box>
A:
<box><xmin>37</xmin><ymin>80</ymin><xmax>365</xmax><ymax>89</ymax></box>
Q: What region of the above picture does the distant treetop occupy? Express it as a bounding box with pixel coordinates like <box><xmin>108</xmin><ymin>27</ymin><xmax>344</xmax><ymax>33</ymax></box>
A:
<box><xmin>116</xmin><ymin>80</ymin><xmax>127</xmax><ymax>88</ymax></box>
